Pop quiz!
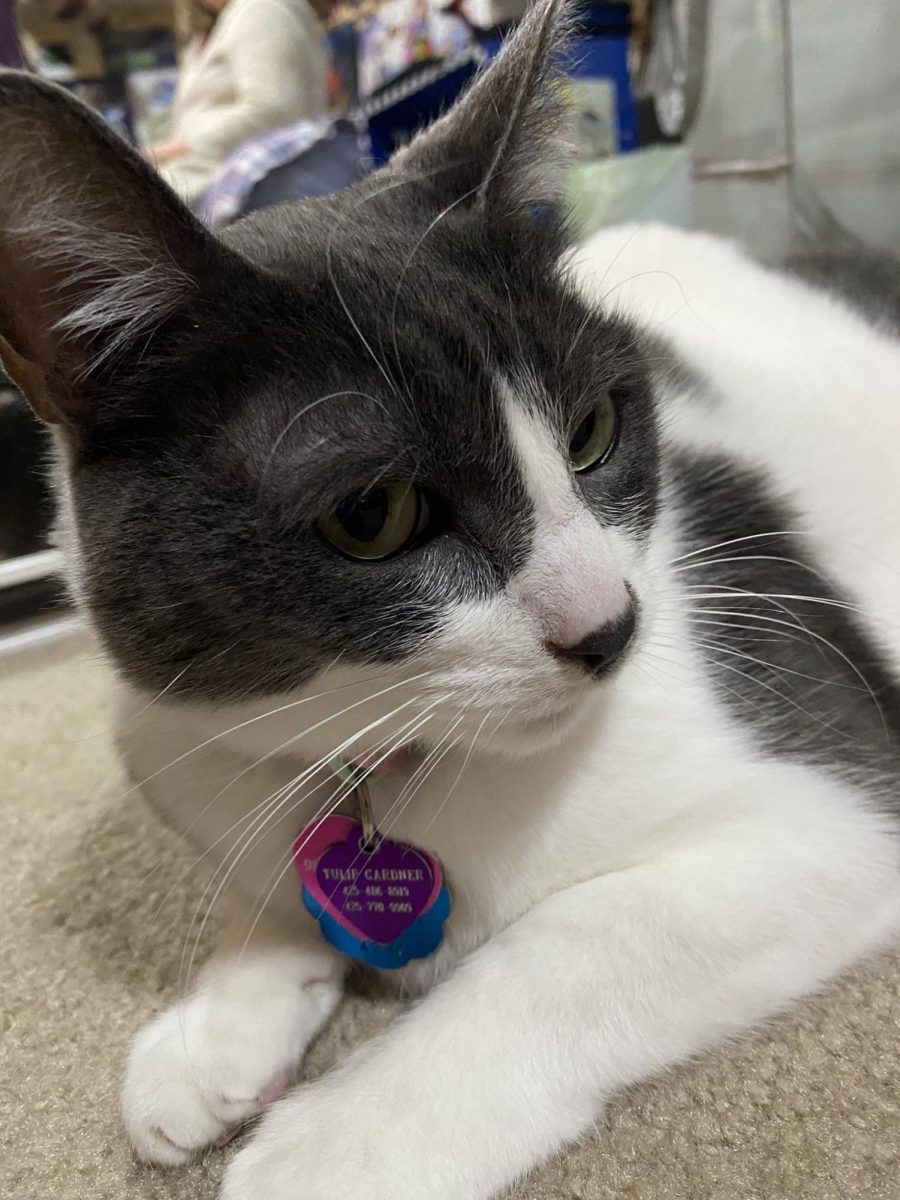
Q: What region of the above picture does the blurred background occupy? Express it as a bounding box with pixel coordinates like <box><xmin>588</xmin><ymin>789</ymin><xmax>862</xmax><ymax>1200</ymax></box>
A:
<box><xmin>1</xmin><ymin>0</ymin><xmax>898</xmax><ymax>649</ymax></box>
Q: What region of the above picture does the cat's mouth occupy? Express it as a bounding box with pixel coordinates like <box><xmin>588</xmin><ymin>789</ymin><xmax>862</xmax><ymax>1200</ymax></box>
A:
<box><xmin>486</xmin><ymin>640</ymin><xmax>638</xmax><ymax>751</ymax></box>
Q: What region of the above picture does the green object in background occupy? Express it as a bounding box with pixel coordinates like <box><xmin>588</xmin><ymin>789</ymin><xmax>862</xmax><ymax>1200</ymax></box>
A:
<box><xmin>568</xmin><ymin>145</ymin><xmax>692</xmax><ymax>240</ymax></box>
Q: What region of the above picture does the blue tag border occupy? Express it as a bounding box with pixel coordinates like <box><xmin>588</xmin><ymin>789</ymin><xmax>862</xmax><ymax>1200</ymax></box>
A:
<box><xmin>302</xmin><ymin>883</ymin><xmax>451</xmax><ymax>970</ymax></box>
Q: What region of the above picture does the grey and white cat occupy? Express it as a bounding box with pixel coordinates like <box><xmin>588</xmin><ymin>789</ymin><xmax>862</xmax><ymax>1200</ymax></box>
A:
<box><xmin>2</xmin><ymin>2</ymin><xmax>899</xmax><ymax>1197</ymax></box>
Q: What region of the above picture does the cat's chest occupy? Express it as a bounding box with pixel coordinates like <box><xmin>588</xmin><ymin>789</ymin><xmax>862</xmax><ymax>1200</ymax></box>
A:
<box><xmin>365</xmin><ymin>668</ymin><xmax>743</xmax><ymax>987</ymax></box>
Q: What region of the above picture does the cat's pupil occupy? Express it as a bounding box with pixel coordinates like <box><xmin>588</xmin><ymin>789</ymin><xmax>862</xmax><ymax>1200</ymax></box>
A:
<box><xmin>336</xmin><ymin>489</ymin><xmax>389</xmax><ymax>544</ymax></box>
<box><xmin>570</xmin><ymin>411</ymin><xmax>596</xmax><ymax>456</ymax></box>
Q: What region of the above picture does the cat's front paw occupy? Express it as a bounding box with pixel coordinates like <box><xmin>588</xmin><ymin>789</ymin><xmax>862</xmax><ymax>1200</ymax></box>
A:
<box><xmin>122</xmin><ymin>980</ymin><xmax>336</xmax><ymax>1165</ymax></box>
<box><xmin>219</xmin><ymin>1083</ymin><xmax>436</xmax><ymax>1200</ymax></box>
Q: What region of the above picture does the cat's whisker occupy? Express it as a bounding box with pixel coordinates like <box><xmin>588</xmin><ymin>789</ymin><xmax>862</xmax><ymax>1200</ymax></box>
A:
<box><xmin>296</xmin><ymin>700</ymin><xmax>457</xmax><ymax>915</ymax></box>
<box><xmin>177</xmin><ymin>696</ymin><xmax>440</xmax><ymax>996</ymax></box>
<box><xmin>689</xmin><ymin>611</ymin><xmax>880</xmax><ymax>669</ymax></box>
<box><xmin>631</xmin><ymin>642</ymin><xmax>690</xmax><ymax>688</ymax></box>
<box><xmin>715</xmin><ymin>655</ymin><xmax>862</xmax><ymax>740</ymax></box>
<box><xmin>377</xmin><ymin>714</ymin><xmax>466</xmax><ymax>843</ymax></box>
<box><xmin>117</xmin><ymin>660</ymin><xmax>195</xmax><ymax>722</ymax></box>
<box><xmin>134</xmin><ymin>652</ymin><xmax>351</xmax><ymax>891</ymax></box>
<box><xmin>651</xmin><ymin>640</ymin><xmax>775</xmax><ymax>724</ymax></box>
<box><xmin>356</xmin><ymin>451</ymin><xmax>409</xmax><ymax>503</ymax></box>
<box><xmin>680</xmin><ymin>585</ymin><xmax>868</xmax><ymax>615</ymax></box>
<box><xmin>421</xmin><ymin>709</ymin><xmax>493</xmax><ymax>837</ymax></box>
<box><xmin>688</xmin><ymin>614</ymin><xmax>807</xmax><ymax>647</ymax></box>
<box><xmin>667</xmin><ymin>530</ymin><xmax>804</xmax><ymax>566</ymax></box>
<box><xmin>560</xmin><ymin>306</ymin><xmax>595</xmax><ymax>370</ymax></box>
<box><xmin>674</xmin><ymin>553</ymin><xmax>836</xmax><ymax>591</ymax></box>
<box><xmin>325</xmin><ymin>197</ymin><xmax>405</xmax><ymax>400</ymax></box>
<box><xmin>174</xmin><ymin>770</ymin><xmax>352</xmax><ymax>1071</ymax></box>
<box><xmin>177</xmin><ymin>753</ymin><xmax>354</xmax><ymax>990</ymax></box>
<box><xmin>236</xmin><ymin>703</ymin><xmax>449</xmax><ymax>964</ymax></box>
<box><xmin>60</xmin><ymin>655</ymin><xmax>200</xmax><ymax>746</ymax></box>
<box><xmin>563</xmin><ymin>224</ymin><xmax>640</xmax><ymax>301</ymax></box>
<box><xmin>684</xmin><ymin>602</ymin><xmax>889</xmax><ymax>736</ymax></box>
<box><xmin>135</xmin><ymin>676</ymin><xmax>445</xmax><ymax>925</ymax></box>
<box><xmin>653</xmin><ymin>629</ymin><xmax>820</xmax><ymax>722</ymax></box>
<box><xmin>123</xmin><ymin>668</ymin><xmax>439</xmax><ymax>800</ymax></box>
<box><xmin>600</xmin><ymin>267</ymin><xmax>714</xmax><ymax>334</ymax></box>
<box><xmin>685</xmin><ymin>602</ymin><xmax>839</xmax><ymax>675</ymax></box>
<box><xmin>174</xmin><ymin>697</ymin><xmax>421</xmax><ymax>935</ymax></box>
<box><xmin>284</xmin><ymin>698</ymin><xmax>447</xmax><ymax>872</ymax></box>
<box><xmin>322</xmin><ymin>158</ymin><xmax>477</xmax><ymax>407</ymax></box>
<box><xmin>659</xmin><ymin>616</ymin><xmax>863</xmax><ymax>733</ymax></box>
<box><xmin>689</xmin><ymin>636</ymin><xmax>863</xmax><ymax>693</ymax></box>
<box><xmin>140</xmin><ymin>758</ymin><xmax>336</xmax><ymax>955</ymax></box>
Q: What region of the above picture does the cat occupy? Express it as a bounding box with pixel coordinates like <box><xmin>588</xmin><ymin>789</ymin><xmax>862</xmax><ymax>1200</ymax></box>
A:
<box><xmin>1</xmin><ymin>2</ymin><xmax>899</xmax><ymax>1197</ymax></box>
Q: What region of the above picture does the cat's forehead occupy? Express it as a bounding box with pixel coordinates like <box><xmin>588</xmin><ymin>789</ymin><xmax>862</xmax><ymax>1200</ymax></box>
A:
<box><xmin>225</xmin><ymin>195</ymin><xmax>627</xmax><ymax>419</ymax></box>
<box><xmin>220</xmin><ymin>190</ymin><xmax>648</xmax><ymax>510</ymax></box>
<box><xmin>226</xmin><ymin>187</ymin><xmax>569</xmax><ymax>344</ymax></box>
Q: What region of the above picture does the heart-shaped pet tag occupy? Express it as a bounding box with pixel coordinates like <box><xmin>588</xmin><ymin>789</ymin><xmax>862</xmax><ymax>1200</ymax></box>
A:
<box><xmin>292</xmin><ymin>814</ymin><xmax>450</xmax><ymax>969</ymax></box>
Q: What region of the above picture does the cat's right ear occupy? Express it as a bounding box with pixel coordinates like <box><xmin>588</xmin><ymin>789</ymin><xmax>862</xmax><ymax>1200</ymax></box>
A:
<box><xmin>0</xmin><ymin>71</ymin><xmax>226</xmax><ymax>427</ymax></box>
<box><xmin>386</xmin><ymin>0</ymin><xmax>574</xmax><ymax>223</ymax></box>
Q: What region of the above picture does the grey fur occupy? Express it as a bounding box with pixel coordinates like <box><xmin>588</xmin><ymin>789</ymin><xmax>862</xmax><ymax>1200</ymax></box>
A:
<box><xmin>787</xmin><ymin>245</ymin><xmax>900</xmax><ymax>335</ymax></box>
<box><xmin>672</xmin><ymin>453</ymin><xmax>900</xmax><ymax>798</ymax></box>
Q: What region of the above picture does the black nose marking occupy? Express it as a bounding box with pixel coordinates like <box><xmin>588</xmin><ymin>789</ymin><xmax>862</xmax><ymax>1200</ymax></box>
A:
<box><xmin>551</xmin><ymin>606</ymin><xmax>637</xmax><ymax>678</ymax></box>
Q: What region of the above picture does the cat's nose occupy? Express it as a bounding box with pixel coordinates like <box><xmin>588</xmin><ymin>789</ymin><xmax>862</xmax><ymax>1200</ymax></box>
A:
<box><xmin>550</xmin><ymin>605</ymin><xmax>637</xmax><ymax>677</ymax></box>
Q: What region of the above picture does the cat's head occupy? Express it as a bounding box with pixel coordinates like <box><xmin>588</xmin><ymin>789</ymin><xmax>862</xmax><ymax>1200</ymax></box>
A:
<box><xmin>0</xmin><ymin>0</ymin><xmax>661</xmax><ymax>760</ymax></box>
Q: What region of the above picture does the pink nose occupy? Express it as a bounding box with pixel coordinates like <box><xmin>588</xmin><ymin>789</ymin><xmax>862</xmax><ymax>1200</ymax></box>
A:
<box><xmin>548</xmin><ymin>604</ymin><xmax>637</xmax><ymax>677</ymax></box>
<box><xmin>508</xmin><ymin>511</ymin><xmax>633</xmax><ymax>650</ymax></box>
<box><xmin>533</xmin><ymin>567</ymin><xmax>632</xmax><ymax>650</ymax></box>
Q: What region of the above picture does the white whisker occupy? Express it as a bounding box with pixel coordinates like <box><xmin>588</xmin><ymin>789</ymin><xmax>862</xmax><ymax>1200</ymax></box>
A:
<box><xmin>422</xmin><ymin>709</ymin><xmax>493</xmax><ymax>836</ymax></box>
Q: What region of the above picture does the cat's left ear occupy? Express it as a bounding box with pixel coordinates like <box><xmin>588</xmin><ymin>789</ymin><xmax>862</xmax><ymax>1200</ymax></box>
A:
<box><xmin>387</xmin><ymin>0</ymin><xmax>574</xmax><ymax>222</ymax></box>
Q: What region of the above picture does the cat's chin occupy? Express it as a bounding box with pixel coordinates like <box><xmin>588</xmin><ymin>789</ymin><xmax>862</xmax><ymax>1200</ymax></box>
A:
<box><xmin>473</xmin><ymin>697</ymin><xmax>594</xmax><ymax>759</ymax></box>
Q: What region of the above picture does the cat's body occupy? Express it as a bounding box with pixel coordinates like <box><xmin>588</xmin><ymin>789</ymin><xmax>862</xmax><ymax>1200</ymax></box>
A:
<box><xmin>112</xmin><ymin>224</ymin><xmax>900</xmax><ymax>1197</ymax></box>
<box><xmin>1</xmin><ymin>2</ymin><xmax>898</xmax><ymax>1195</ymax></box>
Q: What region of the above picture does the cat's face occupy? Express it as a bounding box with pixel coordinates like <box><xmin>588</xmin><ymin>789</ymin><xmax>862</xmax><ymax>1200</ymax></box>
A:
<box><xmin>73</xmin><ymin>198</ymin><xmax>659</xmax><ymax>756</ymax></box>
<box><xmin>0</xmin><ymin>0</ymin><xmax>660</xmax><ymax>758</ymax></box>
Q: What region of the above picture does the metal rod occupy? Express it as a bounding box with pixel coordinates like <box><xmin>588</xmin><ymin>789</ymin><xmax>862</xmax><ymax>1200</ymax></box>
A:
<box><xmin>0</xmin><ymin>549</ymin><xmax>64</xmax><ymax>590</ymax></box>
<box><xmin>0</xmin><ymin>614</ymin><xmax>82</xmax><ymax>657</ymax></box>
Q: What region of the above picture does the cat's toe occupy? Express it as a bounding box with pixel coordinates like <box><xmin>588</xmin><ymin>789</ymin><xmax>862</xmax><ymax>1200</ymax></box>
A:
<box><xmin>122</xmin><ymin>1004</ymin><xmax>298</xmax><ymax>1165</ymax></box>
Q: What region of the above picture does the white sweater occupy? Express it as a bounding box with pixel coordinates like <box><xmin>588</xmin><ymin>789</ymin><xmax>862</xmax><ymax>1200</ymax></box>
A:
<box><xmin>162</xmin><ymin>0</ymin><xmax>328</xmax><ymax>200</ymax></box>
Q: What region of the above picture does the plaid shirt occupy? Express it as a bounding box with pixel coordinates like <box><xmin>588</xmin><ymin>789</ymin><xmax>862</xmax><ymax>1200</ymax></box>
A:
<box><xmin>196</xmin><ymin>115</ymin><xmax>338</xmax><ymax>227</ymax></box>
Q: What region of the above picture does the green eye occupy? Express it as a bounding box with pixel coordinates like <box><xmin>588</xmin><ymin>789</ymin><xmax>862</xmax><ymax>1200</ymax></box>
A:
<box><xmin>317</xmin><ymin>482</ymin><xmax>424</xmax><ymax>561</ymax></box>
<box><xmin>568</xmin><ymin>393</ymin><xmax>618</xmax><ymax>472</ymax></box>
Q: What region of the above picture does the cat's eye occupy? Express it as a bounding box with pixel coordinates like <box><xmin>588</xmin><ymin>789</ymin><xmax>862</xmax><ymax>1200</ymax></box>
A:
<box><xmin>317</xmin><ymin>482</ymin><xmax>426</xmax><ymax>561</ymax></box>
<box><xmin>568</xmin><ymin>393</ymin><xmax>618</xmax><ymax>473</ymax></box>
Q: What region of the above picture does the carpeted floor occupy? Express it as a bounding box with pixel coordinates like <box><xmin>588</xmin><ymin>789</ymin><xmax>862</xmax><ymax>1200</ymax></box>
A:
<box><xmin>3</xmin><ymin>633</ymin><xmax>899</xmax><ymax>1200</ymax></box>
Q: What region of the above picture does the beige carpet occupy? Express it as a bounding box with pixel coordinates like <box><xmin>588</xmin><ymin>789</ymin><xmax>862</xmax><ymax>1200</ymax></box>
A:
<box><xmin>3</xmin><ymin>634</ymin><xmax>900</xmax><ymax>1200</ymax></box>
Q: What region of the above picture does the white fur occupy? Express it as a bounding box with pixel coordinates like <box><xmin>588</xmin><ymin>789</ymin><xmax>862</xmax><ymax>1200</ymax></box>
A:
<box><xmin>502</xmin><ymin>381</ymin><xmax>632</xmax><ymax>646</ymax></box>
<box><xmin>123</xmin><ymin>903</ymin><xmax>342</xmax><ymax>1165</ymax></box>
<box><xmin>118</xmin><ymin>225</ymin><xmax>900</xmax><ymax>1200</ymax></box>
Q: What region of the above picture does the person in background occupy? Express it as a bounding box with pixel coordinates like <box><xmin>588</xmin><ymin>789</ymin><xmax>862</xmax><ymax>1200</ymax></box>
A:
<box><xmin>144</xmin><ymin>0</ymin><xmax>329</xmax><ymax>202</ymax></box>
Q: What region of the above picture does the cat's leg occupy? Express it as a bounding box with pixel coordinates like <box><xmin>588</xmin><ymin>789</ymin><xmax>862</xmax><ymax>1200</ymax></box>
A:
<box><xmin>116</xmin><ymin>684</ymin><xmax>349</xmax><ymax>1163</ymax></box>
<box><xmin>220</xmin><ymin>785</ymin><xmax>900</xmax><ymax>1200</ymax></box>
<box><xmin>123</xmin><ymin>899</ymin><xmax>345</xmax><ymax>1165</ymax></box>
